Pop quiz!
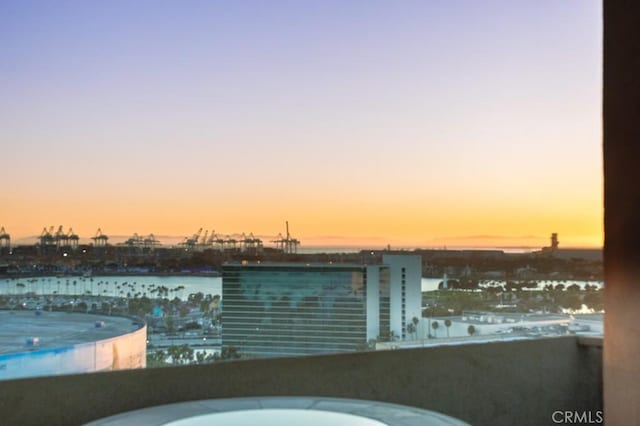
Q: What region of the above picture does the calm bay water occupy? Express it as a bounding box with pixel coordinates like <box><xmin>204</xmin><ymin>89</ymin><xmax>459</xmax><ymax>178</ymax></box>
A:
<box><xmin>1</xmin><ymin>275</ymin><xmax>602</xmax><ymax>300</ymax></box>
<box><xmin>1</xmin><ymin>275</ymin><xmax>220</xmax><ymax>300</ymax></box>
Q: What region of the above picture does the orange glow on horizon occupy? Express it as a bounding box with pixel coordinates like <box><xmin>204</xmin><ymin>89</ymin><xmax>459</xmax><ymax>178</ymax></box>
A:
<box><xmin>4</xmin><ymin>189</ymin><xmax>603</xmax><ymax>249</ymax></box>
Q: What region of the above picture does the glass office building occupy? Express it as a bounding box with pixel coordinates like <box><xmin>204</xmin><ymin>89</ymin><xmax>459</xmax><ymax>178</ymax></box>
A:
<box><xmin>223</xmin><ymin>264</ymin><xmax>371</xmax><ymax>357</ymax></box>
<box><xmin>222</xmin><ymin>255</ymin><xmax>421</xmax><ymax>358</ymax></box>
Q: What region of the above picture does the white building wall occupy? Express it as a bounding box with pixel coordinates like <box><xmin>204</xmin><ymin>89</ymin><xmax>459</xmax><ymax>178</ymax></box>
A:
<box><xmin>0</xmin><ymin>325</ymin><xmax>146</xmax><ymax>381</ymax></box>
<box><xmin>366</xmin><ymin>265</ymin><xmax>380</xmax><ymax>341</ymax></box>
<box><xmin>94</xmin><ymin>326</ymin><xmax>148</xmax><ymax>371</ymax></box>
<box><xmin>383</xmin><ymin>254</ymin><xmax>422</xmax><ymax>340</ymax></box>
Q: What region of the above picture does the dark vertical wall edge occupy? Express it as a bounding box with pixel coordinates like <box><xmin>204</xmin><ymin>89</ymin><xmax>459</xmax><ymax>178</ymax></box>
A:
<box><xmin>603</xmin><ymin>0</ymin><xmax>640</xmax><ymax>423</ymax></box>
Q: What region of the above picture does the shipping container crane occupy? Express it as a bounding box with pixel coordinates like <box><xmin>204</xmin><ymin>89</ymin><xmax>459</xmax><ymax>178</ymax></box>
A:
<box><xmin>66</xmin><ymin>228</ymin><xmax>79</xmax><ymax>250</ymax></box>
<box><xmin>39</xmin><ymin>226</ymin><xmax>56</xmax><ymax>248</ymax></box>
<box><xmin>143</xmin><ymin>233</ymin><xmax>160</xmax><ymax>249</ymax></box>
<box><xmin>271</xmin><ymin>221</ymin><xmax>300</xmax><ymax>254</ymax></box>
<box><xmin>242</xmin><ymin>232</ymin><xmax>263</xmax><ymax>252</ymax></box>
<box><xmin>0</xmin><ymin>227</ymin><xmax>10</xmax><ymax>250</ymax></box>
<box><xmin>224</xmin><ymin>235</ymin><xmax>238</xmax><ymax>250</ymax></box>
<box><xmin>215</xmin><ymin>233</ymin><xmax>226</xmax><ymax>250</ymax></box>
<box><xmin>200</xmin><ymin>230</ymin><xmax>209</xmax><ymax>249</ymax></box>
<box><xmin>181</xmin><ymin>228</ymin><xmax>202</xmax><ymax>250</ymax></box>
<box><xmin>206</xmin><ymin>230</ymin><xmax>217</xmax><ymax>246</ymax></box>
<box><xmin>91</xmin><ymin>228</ymin><xmax>109</xmax><ymax>247</ymax></box>
<box><xmin>124</xmin><ymin>233</ymin><xmax>143</xmax><ymax>247</ymax></box>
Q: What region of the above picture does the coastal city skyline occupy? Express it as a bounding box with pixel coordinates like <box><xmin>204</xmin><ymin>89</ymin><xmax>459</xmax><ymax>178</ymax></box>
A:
<box><xmin>1</xmin><ymin>1</ymin><xmax>602</xmax><ymax>248</ymax></box>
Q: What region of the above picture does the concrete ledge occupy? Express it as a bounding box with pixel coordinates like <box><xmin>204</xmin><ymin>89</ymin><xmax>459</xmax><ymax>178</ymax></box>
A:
<box><xmin>577</xmin><ymin>336</ymin><xmax>604</xmax><ymax>348</ymax></box>
<box><xmin>0</xmin><ymin>336</ymin><xmax>601</xmax><ymax>426</ymax></box>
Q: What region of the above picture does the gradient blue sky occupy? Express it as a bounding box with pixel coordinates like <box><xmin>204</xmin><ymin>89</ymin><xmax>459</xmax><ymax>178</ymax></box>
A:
<box><xmin>1</xmin><ymin>1</ymin><xmax>602</xmax><ymax>248</ymax></box>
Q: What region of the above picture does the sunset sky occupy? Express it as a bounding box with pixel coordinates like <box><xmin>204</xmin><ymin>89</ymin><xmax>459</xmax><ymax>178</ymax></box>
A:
<box><xmin>1</xmin><ymin>1</ymin><xmax>602</xmax><ymax>249</ymax></box>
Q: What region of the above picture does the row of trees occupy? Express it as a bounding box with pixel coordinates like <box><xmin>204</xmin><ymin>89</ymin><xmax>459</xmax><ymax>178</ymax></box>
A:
<box><xmin>358</xmin><ymin>319</ymin><xmax>477</xmax><ymax>351</ymax></box>
<box><xmin>147</xmin><ymin>345</ymin><xmax>241</xmax><ymax>367</ymax></box>
<box><xmin>406</xmin><ymin>317</ymin><xmax>472</xmax><ymax>339</ymax></box>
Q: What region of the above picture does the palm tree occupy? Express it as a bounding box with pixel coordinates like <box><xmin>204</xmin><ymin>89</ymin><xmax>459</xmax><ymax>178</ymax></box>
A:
<box><xmin>412</xmin><ymin>316</ymin><xmax>420</xmax><ymax>338</ymax></box>
<box><xmin>431</xmin><ymin>320</ymin><xmax>439</xmax><ymax>338</ymax></box>
<box><xmin>221</xmin><ymin>345</ymin><xmax>240</xmax><ymax>360</ymax></box>
<box><xmin>167</xmin><ymin>345</ymin><xmax>181</xmax><ymax>365</ymax></box>
<box><xmin>406</xmin><ymin>322</ymin><xmax>416</xmax><ymax>340</ymax></box>
<box><xmin>176</xmin><ymin>285</ymin><xmax>185</xmax><ymax>299</ymax></box>
<box><xmin>445</xmin><ymin>319</ymin><xmax>452</xmax><ymax>338</ymax></box>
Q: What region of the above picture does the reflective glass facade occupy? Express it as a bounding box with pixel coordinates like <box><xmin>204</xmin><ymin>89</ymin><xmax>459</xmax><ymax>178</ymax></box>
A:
<box><xmin>222</xmin><ymin>264</ymin><xmax>368</xmax><ymax>357</ymax></box>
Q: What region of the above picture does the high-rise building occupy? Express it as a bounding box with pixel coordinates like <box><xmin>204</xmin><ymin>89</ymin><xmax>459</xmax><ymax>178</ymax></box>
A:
<box><xmin>221</xmin><ymin>254</ymin><xmax>421</xmax><ymax>357</ymax></box>
<box><xmin>383</xmin><ymin>254</ymin><xmax>423</xmax><ymax>340</ymax></box>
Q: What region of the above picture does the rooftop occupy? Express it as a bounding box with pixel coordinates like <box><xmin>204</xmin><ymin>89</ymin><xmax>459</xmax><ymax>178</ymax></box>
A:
<box><xmin>0</xmin><ymin>311</ymin><xmax>142</xmax><ymax>355</ymax></box>
<box><xmin>222</xmin><ymin>262</ymin><xmax>373</xmax><ymax>270</ymax></box>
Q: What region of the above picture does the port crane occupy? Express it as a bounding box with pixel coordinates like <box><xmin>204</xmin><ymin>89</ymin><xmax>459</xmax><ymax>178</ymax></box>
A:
<box><xmin>181</xmin><ymin>228</ymin><xmax>202</xmax><ymax>249</ymax></box>
<box><xmin>91</xmin><ymin>228</ymin><xmax>109</xmax><ymax>247</ymax></box>
<box><xmin>0</xmin><ymin>227</ymin><xmax>10</xmax><ymax>250</ymax></box>
<box><xmin>39</xmin><ymin>226</ymin><xmax>56</xmax><ymax>248</ymax></box>
<box><xmin>272</xmin><ymin>221</ymin><xmax>300</xmax><ymax>254</ymax></box>
<box><xmin>66</xmin><ymin>228</ymin><xmax>79</xmax><ymax>249</ymax></box>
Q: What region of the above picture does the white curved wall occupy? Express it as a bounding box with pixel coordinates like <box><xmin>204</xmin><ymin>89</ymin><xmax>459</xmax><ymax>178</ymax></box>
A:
<box><xmin>0</xmin><ymin>325</ymin><xmax>146</xmax><ymax>380</ymax></box>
